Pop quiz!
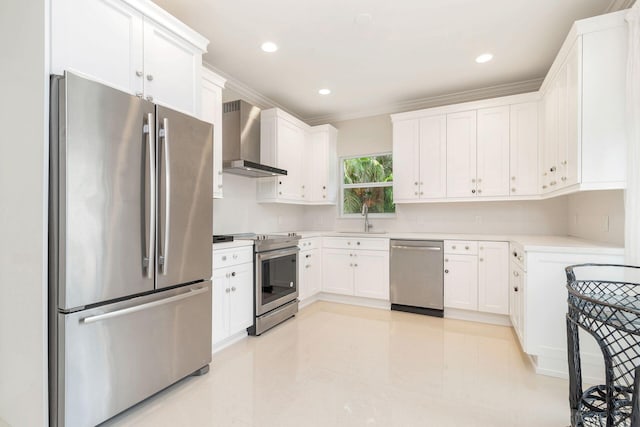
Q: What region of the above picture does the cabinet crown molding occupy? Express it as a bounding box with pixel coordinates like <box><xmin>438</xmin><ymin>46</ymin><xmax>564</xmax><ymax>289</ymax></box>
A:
<box><xmin>122</xmin><ymin>0</ymin><xmax>209</xmax><ymax>52</ymax></box>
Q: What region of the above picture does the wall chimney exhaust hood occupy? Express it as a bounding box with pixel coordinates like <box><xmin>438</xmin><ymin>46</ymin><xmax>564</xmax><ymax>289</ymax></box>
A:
<box><xmin>222</xmin><ymin>100</ymin><xmax>287</xmax><ymax>178</ymax></box>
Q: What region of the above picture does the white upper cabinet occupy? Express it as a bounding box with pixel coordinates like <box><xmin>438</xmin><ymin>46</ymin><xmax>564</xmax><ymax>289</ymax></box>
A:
<box><xmin>200</xmin><ymin>68</ymin><xmax>226</xmax><ymax>198</ymax></box>
<box><xmin>509</xmin><ymin>102</ymin><xmax>539</xmax><ymax>196</ymax></box>
<box><xmin>476</xmin><ymin>106</ymin><xmax>510</xmax><ymax>197</ymax></box>
<box><xmin>392</xmin><ymin>116</ymin><xmax>447</xmax><ymax>201</ymax></box>
<box><xmin>51</xmin><ymin>0</ymin><xmax>208</xmax><ymax>115</ymax></box>
<box><xmin>539</xmin><ymin>11</ymin><xmax>627</xmax><ymax>193</ymax></box>
<box><xmin>446</xmin><ymin>111</ymin><xmax>477</xmax><ymax>198</ymax></box>
<box><xmin>258</xmin><ymin>108</ymin><xmax>338</xmax><ymax>205</ymax></box>
<box><xmin>308</xmin><ymin>125</ymin><xmax>338</xmax><ymax>204</ymax></box>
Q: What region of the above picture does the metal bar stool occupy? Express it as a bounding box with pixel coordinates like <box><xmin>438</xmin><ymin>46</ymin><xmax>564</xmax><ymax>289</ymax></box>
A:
<box><xmin>566</xmin><ymin>263</ymin><xmax>640</xmax><ymax>427</ymax></box>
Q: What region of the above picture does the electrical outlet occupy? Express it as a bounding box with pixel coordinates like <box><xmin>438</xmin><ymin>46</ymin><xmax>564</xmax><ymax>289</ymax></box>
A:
<box><xmin>601</xmin><ymin>215</ymin><xmax>609</xmax><ymax>232</ymax></box>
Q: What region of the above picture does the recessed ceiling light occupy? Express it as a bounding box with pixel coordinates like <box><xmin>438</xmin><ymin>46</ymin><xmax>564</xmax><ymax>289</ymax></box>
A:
<box><xmin>475</xmin><ymin>53</ymin><xmax>494</xmax><ymax>64</ymax></box>
<box><xmin>318</xmin><ymin>88</ymin><xmax>331</xmax><ymax>95</ymax></box>
<box><xmin>261</xmin><ymin>42</ymin><xmax>278</xmax><ymax>53</ymax></box>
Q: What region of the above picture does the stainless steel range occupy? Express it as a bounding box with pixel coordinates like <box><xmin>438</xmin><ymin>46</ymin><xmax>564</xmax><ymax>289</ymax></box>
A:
<box><xmin>233</xmin><ymin>233</ymin><xmax>301</xmax><ymax>335</ymax></box>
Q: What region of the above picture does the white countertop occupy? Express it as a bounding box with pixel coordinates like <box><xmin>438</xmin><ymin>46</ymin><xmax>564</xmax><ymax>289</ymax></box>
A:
<box><xmin>291</xmin><ymin>230</ymin><xmax>624</xmax><ymax>255</ymax></box>
<box><xmin>212</xmin><ymin>240</ymin><xmax>254</xmax><ymax>251</ymax></box>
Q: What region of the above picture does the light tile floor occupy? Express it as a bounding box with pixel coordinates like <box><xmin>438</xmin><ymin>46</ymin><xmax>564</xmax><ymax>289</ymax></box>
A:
<box><xmin>104</xmin><ymin>302</ymin><xmax>571</xmax><ymax>427</ymax></box>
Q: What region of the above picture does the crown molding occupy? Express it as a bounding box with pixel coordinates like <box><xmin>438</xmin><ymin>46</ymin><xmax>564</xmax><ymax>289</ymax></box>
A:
<box><xmin>202</xmin><ymin>62</ymin><xmax>306</xmax><ymax>121</ymax></box>
<box><xmin>304</xmin><ymin>78</ymin><xmax>544</xmax><ymax>125</ymax></box>
<box><xmin>605</xmin><ymin>0</ymin><xmax>636</xmax><ymax>13</ymax></box>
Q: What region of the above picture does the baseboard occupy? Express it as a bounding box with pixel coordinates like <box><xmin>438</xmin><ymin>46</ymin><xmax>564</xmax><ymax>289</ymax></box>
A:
<box><xmin>533</xmin><ymin>345</ymin><xmax>605</xmax><ymax>384</ymax></box>
<box><xmin>314</xmin><ymin>292</ymin><xmax>391</xmax><ymax>310</ymax></box>
<box><xmin>212</xmin><ymin>330</ymin><xmax>248</xmax><ymax>354</ymax></box>
<box><xmin>299</xmin><ymin>294</ymin><xmax>321</xmax><ymax>309</ymax></box>
<box><xmin>444</xmin><ymin>308</ymin><xmax>512</xmax><ymax>327</ymax></box>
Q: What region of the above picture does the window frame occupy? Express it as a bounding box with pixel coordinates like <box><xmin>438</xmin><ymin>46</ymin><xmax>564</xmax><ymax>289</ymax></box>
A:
<box><xmin>339</xmin><ymin>152</ymin><xmax>396</xmax><ymax>218</ymax></box>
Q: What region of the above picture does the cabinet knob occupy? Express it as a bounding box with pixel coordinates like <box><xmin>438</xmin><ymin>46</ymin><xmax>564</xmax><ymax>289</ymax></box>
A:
<box><xmin>415</xmin><ymin>192</ymin><xmax>418</xmax><ymax>195</ymax></box>
<box><xmin>465</xmin><ymin>246</ymin><xmax>469</xmax><ymax>250</ymax></box>
<box><xmin>471</xmin><ymin>189</ymin><xmax>476</xmax><ymax>194</ymax></box>
<box><xmin>146</xmin><ymin>74</ymin><xmax>154</xmax><ymax>81</ymax></box>
<box><xmin>135</xmin><ymin>70</ymin><xmax>143</xmax><ymax>77</ymax></box>
<box><xmin>477</xmin><ymin>178</ymin><xmax>482</xmax><ymax>183</ymax></box>
<box><xmin>561</xmin><ymin>176</ymin><xmax>567</xmax><ymax>181</ymax></box>
<box><xmin>231</xmin><ymin>286</ymin><xmax>237</xmax><ymax>291</ymax></box>
<box><xmin>477</xmin><ymin>189</ymin><xmax>482</xmax><ymax>194</ymax></box>
<box><xmin>305</xmin><ymin>265</ymin><xmax>311</xmax><ymax>268</ymax></box>
<box><xmin>357</xmin><ymin>241</ymin><xmax>360</xmax><ymax>245</ymax></box>
<box><xmin>542</xmin><ymin>185</ymin><xmax>548</xmax><ymax>189</ymax></box>
<box><xmin>231</xmin><ymin>272</ymin><xmax>236</xmax><ymax>277</ymax></box>
<box><xmin>306</xmin><ymin>254</ymin><xmax>311</xmax><ymax>258</ymax></box>
<box><xmin>279</xmin><ymin>181</ymin><xmax>282</xmax><ymax>185</ymax></box>
<box><xmin>146</xmin><ymin>95</ymin><xmax>154</xmax><ymax>102</ymax></box>
<box><xmin>347</xmin><ymin>242</ymin><xmax>351</xmax><ymax>245</ymax></box>
<box><xmin>349</xmin><ymin>253</ymin><xmax>353</xmax><ymax>257</ymax></box>
<box><xmin>514</xmin><ymin>286</ymin><xmax>519</xmax><ymax>292</ymax></box>
<box><xmin>218</xmin><ymin>171</ymin><xmax>223</xmax><ymax>175</ymax></box>
<box><xmin>479</xmin><ymin>258</ymin><xmax>484</xmax><ymax>262</ymax></box>
<box><xmin>218</xmin><ymin>184</ymin><xmax>223</xmax><ymax>189</ymax></box>
<box><xmin>513</xmin><ymin>271</ymin><xmax>519</xmax><ymax>277</ymax></box>
<box><xmin>511</xmin><ymin>188</ymin><xmax>516</xmax><ymax>192</ymax></box>
<box><xmin>279</xmin><ymin>192</ymin><xmax>282</xmax><ymax>195</ymax></box>
<box><xmin>420</xmin><ymin>182</ymin><xmax>424</xmax><ymax>185</ymax></box>
<box><xmin>225</xmin><ymin>288</ymin><xmax>230</xmax><ymax>293</ymax></box>
<box><xmin>452</xmin><ymin>245</ymin><xmax>456</xmax><ymax>249</ymax></box>
<box><xmin>302</xmin><ymin>185</ymin><xmax>305</xmax><ymax>189</ymax></box>
<box><xmin>561</xmin><ymin>160</ymin><xmax>568</xmax><ymax>165</ymax></box>
<box><xmin>444</xmin><ymin>258</ymin><xmax>449</xmax><ymax>262</ymax></box>
<box><xmin>471</xmin><ymin>178</ymin><xmax>476</xmax><ymax>183</ymax></box>
<box><xmin>550</xmin><ymin>181</ymin><xmax>557</xmax><ymax>186</ymax></box>
<box><xmin>414</xmin><ymin>181</ymin><xmax>418</xmax><ymax>185</ymax></box>
<box><xmin>354</xmin><ymin>263</ymin><xmax>358</xmax><ymax>267</ymax></box>
<box><xmin>444</xmin><ymin>269</ymin><xmax>449</xmax><ymax>274</ymax></box>
<box><xmin>323</xmin><ymin>195</ymin><xmax>326</xmax><ymax>198</ymax></box>
<box><xmin>221</xmin><ymin>256</ymin><xmax>227</xmax><ymax>261</ymax></box>
<box><xmin>550</xmin><ymin>166</ymin><xmax>556</xmax><ymax>172</ymax></box>
<box><xmin>323</xmin><ymin>186</ymin><xmax>326</xmax><ymax>189</ymax></box>
<box><xmin>233</xmin><ymin>254</ymin><xmax>238</xmax><ymax>259</ymax></box>
<box><xmin>349</xmin><ymin>263</ymin><xmax>353</xmax><ymax>267</ymax></box>
<box><xmin>511</xmin><ymin>176</ymin><xmax>516</xmax><ymax>181</ymax></box>
<box><xmin>420</xmin><ymin>192</ymin><xmax>424</xmax><ymax>195</ymax></box>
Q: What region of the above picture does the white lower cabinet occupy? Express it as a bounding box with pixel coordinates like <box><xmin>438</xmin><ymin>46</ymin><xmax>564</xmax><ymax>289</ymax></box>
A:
<box><xmin>212</xmin><ymin>247</ymin><xmax>254</xmax><ymax>348</ymax></box>
<box><xmin>299</xmin><ymin>247</ymin><xmax>321</xmax><ymax>301</ymax></box>
<box><xmin>444</xmin><ymin>240</ymin><xmax>509</xmax><ymax>315</ymax></box>
<box><xmin>509</xmin><ymin>261</ymin><xmax>525</xmax><ymax>349</ymax></box>
<box><xmin>443</xmin><ymin>254</ymin><xmax>478</xmax><ymax>310</ymax></box>
<box><xmin>322</xmin><ymin>239</ymin><xmax>389</xmax><ymax>300</ymax></box>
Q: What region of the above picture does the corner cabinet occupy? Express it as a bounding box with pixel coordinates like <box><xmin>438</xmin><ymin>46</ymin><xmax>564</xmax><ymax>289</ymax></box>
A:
<box><xmin>258</xmin><ymin>108</ymin><xmax>338</xmax><ymax>205</ymax></box>
<box><xmin>51</xmin><ymin>0</ymin><xmax>208</xmax><ymax>116</ymax></box>
<box><xmin>200</xmin><ymin>68</ymin><xmax>226</xmax><ymax>198</ymax></box>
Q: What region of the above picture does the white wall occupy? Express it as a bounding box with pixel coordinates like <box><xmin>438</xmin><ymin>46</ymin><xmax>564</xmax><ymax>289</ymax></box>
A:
<box><xmin>0</xmin><ymin>1</ymin><xmax>49</xmax><ymax>426</ymax></box>
<box><xmin>213</xmin><ymin>174</ymin><xmax>307</xmax><ymax>234</ymax></box>
<box><xmin>567</xmin><ymin>190</ymin><xmax>625</xmax><ymax>245</ymax></box>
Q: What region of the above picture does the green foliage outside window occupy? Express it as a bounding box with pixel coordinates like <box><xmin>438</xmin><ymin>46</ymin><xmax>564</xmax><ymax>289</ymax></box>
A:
<box><xmin>342</xmin><ymin>155</ymin><xmax>395</xmax><ymax>214</ymax></box>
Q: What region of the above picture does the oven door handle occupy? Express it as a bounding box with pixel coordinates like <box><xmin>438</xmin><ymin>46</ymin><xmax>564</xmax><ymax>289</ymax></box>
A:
<box><xmin>256</xmin><ymin>247</ymin><xmax>300</xmax><ymax>261</ymax></box>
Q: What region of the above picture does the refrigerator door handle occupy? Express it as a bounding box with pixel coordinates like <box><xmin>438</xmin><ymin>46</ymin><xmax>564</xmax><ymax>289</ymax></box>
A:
<box><xmin>159</xmin><ymin>117</ymin><xmax>171</xmax><ymax>275</ymax></box>
<box><xmin>81</xmin><ymin>286</ymin><xmax>208</xmax><ymax>324</ymax></box>
<box><xmin>144</xmin><ymin>112</ymin><xmax>156</xmax><ymax>279</ymax></box>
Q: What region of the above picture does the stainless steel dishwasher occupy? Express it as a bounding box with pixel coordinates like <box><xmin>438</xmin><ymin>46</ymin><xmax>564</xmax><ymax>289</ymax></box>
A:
<box><xmin>389</xmin><ymin>240</ymin><xmax>444</xmax><ymax>317</ymax></box>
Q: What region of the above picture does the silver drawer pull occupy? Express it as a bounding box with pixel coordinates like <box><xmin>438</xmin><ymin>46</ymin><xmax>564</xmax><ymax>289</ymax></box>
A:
<box><xmin>82</xmin><ymin>287</ymin><xmax>208</xmax><ymax>324</ymax></box>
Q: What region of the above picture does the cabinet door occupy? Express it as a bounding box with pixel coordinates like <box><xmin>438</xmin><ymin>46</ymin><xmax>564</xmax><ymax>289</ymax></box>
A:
<box><xmin>51</xmin><ymin>0</ymin><xmax>144</xmax><ymax>95</ymax></box>
<box><xmin>143</xmin><ymin>18</ymin><xmax>202</xmax><ymax>114</ymax></box>
<box><xmin>509</xmin><ymin>103</ymin><xmax>539</xmax><ymax>196</ymax></box>
<box><xmin>212</xmin><ymin>268</ymin><xmax>230</xmax><ymax>345</ymax></box>
<box><xmin>558</xmin><ymin>40</ymin><xmax>581</xmax><ymax>188</ymax></box>
<box><xmin>419</xmin><ymin>115</ymin><xmax>447</xmax><ymax>199</ymax></box>
<box><xmin>477</xmin><ymin>242</ymin><xmax>509</xmax><ymax>315</ymax></box>
<box><xmin>276</xmin><ymin>119</ymin><xmax>305</xmax><ymax>201</ymax></box>
<box><xmin>322</xmin><ymin>249</ymin><xmax>354</xmax><ymax>295</ymax></box>
<box><xmin>446</xmin><ymin>111</ymin><xmax>477</xmax><ymax>198</ymax></box>
<box><xmin>476</xmin><ymin>107</ymin><xmax>510</xmax><ymax>197</ymax></box>
<box><xmin>444</xmin><ymin>254</ymin><xmax>478</xmax><ymax>310</ymax></box>
<box><xmin>299</xmin><ymin>249</ymin><xmax>310</xmax><ymax>300</ymax></box>
<box><xmin>201</xmin><ymin>75</ymin><xmax>224</xmax><ymax>198</ymax></box>
<box><xmin>228</xmin><ymin>262</ymin><xmax>254</xmax><ymax>335</ymax></box>
<box><xmin>541</xmin><ymin>81</ymin><xmax>559</xmax><ymax>192</ymax></box>
<box><xmin>300</xmin><ymin>248</ymin><xmax>322</xmax><ymax>299</ymax></box>
<box><xmin>354</xmin><ymin>250</ymin><xmax>389</xmax><ymax>300</ymax></box>
<box><xmin>392</xmin><ymin>120</ymin><xmax>420</xmax><ymax>201</ymax></box>
<box><xmin>509</xmin><ymin>263</ymin><xmax>525</xmax><ymax>350</ymax></box>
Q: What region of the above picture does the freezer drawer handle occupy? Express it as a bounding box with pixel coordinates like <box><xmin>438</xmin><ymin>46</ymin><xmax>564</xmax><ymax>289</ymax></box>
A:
<box><xmin>391</xmin><ymin>245</ymin><xmax>441</xmax><ymax>251</ymax></box>
<box><xmin>143</xmin><ymin>113</ymin><xmax>156</xmax><ymax>279</ymax></box>
<box><xmin>159</xmin><ymin>117</ymin><xmax>171</xmax><ymax>275</ymax></box>
<box><xmin>81</xmin><ymin>287</ymin><xmax>208</xmax><ymax>324</ymax></box>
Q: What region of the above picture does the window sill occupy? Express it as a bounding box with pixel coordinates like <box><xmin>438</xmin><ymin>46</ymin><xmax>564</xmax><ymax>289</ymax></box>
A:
<box><xmin>339</xmin><ymin>213</ymin><xmax>397</xmax><ymax>220</ymax></box>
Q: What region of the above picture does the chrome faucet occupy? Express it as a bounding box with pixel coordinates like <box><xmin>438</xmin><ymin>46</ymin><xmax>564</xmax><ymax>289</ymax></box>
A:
<box><xmin>361</xmin><ymin>203</ymin><xmax>373</xmax><ymax>232</ymax></box>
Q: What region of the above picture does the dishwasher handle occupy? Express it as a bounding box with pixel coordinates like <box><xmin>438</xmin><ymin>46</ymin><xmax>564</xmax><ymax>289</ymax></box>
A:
<box><xmin>391</xmin><ymin>245</ymin><xmax>442</xmax><ymax>251</ymax></box>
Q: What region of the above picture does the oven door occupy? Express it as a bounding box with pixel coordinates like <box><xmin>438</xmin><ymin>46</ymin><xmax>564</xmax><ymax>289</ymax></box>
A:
<box><xmin>256</xmin><ymin>247</ymin><xmax>299</xmax><ymax>316</ymax></box>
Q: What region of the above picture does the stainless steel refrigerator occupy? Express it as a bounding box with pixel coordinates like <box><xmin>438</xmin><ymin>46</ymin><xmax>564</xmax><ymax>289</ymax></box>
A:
<box><xmin>49</xmin><ymin>72</ymin><xmax>213</xmax><ymax>427</ymax></box>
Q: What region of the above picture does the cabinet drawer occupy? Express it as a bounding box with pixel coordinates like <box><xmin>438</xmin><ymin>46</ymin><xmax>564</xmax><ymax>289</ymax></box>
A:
<box><xmin>323</xmin><ymin>236</ymin><xmax>389</xmax><ymax>251</ymax></box>
<box><xmin>298</xmin><ymin>237</ymin><xmax>320</xmax><ymax>250</ymax></box>
<box><xmin>213</xmin><ymin>246</ymin><xmax>253</xmax><ymax>268</ymax></box>
<box><xmin>444</xmin><ymin>240</ymin><xmax>478</xmax><ymax>255</ymax></box>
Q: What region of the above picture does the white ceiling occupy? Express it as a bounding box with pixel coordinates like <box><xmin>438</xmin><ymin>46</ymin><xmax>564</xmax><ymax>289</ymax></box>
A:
<box><xmin>152</xmin><ymin>0</ymin><xmax>630</xmax><ymax>124</ymax></box>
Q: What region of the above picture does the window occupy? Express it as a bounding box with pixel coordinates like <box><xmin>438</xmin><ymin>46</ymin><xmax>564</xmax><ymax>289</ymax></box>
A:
<box><xmin>341</xmin><ymin>153</ymin><xmax>395</xmax><ymax>216</ymax></box>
